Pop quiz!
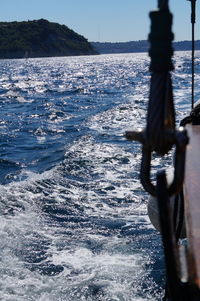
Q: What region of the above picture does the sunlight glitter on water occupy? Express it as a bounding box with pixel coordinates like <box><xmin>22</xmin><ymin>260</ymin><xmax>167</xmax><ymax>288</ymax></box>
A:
<box><xmin>0</xmin><ymin>52</ymin><xmax>199</xmax><ymax>300</ymax></box>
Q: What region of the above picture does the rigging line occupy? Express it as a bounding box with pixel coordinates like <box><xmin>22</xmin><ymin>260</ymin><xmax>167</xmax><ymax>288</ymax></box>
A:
<box><xmin>190</xmin><ymin>0</ymin><xmax>196</xmax><ymax>109</ymax></box>
<box><xmin>191</xmin><ymin>17</ymin><xmax>195</xmax><ymax>109</ymax></box>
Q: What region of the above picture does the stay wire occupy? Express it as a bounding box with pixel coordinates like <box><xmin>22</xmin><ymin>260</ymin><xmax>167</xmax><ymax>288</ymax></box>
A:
<box><xmin>189</xmin><ymin>0</ymin><xmax>196</xmax><ymax>109</ymax></box>
<box><xmin>191</xmin><ymin>20</ymin><xmax>195</xmax><ymax>109</ymax></box>
<box><xmin>187</xmin><ymin>0</ymin><xmax>196</xmax><ymax>109</ymax></box>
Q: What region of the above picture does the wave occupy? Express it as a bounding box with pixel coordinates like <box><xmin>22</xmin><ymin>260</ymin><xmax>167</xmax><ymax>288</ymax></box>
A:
<box><xmin>0</xmin><ymin>52</ymin><xmax>196</xmax><ymax>300</ymax></box>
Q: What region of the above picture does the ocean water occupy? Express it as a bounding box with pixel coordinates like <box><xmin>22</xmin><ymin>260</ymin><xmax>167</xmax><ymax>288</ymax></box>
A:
<box><xmin>0</xmin><ymin>52</ymin><xmax>199</xmax><ymax>301</ymax></box>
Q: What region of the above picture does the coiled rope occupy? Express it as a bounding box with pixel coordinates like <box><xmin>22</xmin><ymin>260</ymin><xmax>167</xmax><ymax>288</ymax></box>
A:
<box><xmin>147</xmin><ymin>0</ymin><xmax>175</xmax><ymax>155</ymax></box>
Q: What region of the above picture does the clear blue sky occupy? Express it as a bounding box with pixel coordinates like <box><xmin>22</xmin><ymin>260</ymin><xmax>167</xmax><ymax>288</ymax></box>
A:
<box><xmin>1</xmin><ymin>0</ymin><xmax>200</xmax><ymax>42</ymax></box>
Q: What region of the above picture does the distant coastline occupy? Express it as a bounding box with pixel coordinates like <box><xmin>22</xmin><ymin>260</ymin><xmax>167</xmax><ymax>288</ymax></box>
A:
<box><xmin>91</xmin><ymin>40</ymin><xmax>200</xmax><ymax>54</ymax></box>
<box><xmin>0</xmin><ymin>19</ymin><xmax>199</xmax><ymax>59</ymax></box>
<box><xmin>0</xmin><ymin>19</ymin><xmax>98</xmax><ymax>59</ymax></box>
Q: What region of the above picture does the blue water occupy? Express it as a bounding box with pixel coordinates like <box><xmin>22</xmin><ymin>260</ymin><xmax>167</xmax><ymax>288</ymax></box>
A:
<box><xmin>0</xmin><ymin>52</ymin><xmax>199</xmax><ymax>301</ymax></box>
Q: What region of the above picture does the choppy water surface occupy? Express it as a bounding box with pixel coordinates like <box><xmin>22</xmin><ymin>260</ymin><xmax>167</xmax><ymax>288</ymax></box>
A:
<box><xmin>0</xmin><ymin>52</ymin><xmax>199</xmax><ymax>301</ymax></box>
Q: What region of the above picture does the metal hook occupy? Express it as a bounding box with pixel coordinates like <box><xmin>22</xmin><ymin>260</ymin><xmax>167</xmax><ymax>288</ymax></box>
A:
<box><xmin>126</xmin><ymin>127</ymin><xmax>188</xmax><ymax>197</ymax></box>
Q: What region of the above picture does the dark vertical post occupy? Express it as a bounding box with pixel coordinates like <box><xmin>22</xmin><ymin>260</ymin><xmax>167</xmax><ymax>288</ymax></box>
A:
<box><xmin>157</xmin><ymin>171</ymin><xmax>180</xmax><ymax>300</ymax></box>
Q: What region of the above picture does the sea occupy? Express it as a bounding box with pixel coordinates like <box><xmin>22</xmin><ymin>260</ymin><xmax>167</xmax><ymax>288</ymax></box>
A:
<box><xmin>0</xmin><ymin>51</ymin><xmax>200</xmax><ymax>301</ymax></box>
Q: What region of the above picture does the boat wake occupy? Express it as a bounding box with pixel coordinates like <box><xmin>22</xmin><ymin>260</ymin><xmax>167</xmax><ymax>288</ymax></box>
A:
<box><xmin>0</xmin><ymin>52</ymin><xmax>199</xmax><ymax>300</ymax></box>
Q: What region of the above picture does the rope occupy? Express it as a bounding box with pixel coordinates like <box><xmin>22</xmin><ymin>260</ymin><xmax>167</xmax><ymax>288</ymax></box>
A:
<box><xmin>189</xmin><ymin>0</ymin><xmax>196</xmax><ymax>109</ymax></box>
<box><xmin>191</xmin><ymin>22</ymin><xmax>195</xmax><ymax>109</ymax></box>
<box><xmin>147</xmin><ymin>6</ymin><xmax>175</xmax><ymax>155</ymax></box>
<box><xmin>149</xmin><ymin>10</ymin><xmax>174</xmax><ymax>72</ymax></box>
<box><xmin>147</xmin><ymin>73</ymin><xmax>175</xmax><ymax>155</ymax></box>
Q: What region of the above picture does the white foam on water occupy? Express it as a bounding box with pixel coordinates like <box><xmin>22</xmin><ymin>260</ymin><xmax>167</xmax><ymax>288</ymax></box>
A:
<box><xmin>1</xmin><ymin>51</ymin><xmax>197</xmax><ymax>300</ymax></box>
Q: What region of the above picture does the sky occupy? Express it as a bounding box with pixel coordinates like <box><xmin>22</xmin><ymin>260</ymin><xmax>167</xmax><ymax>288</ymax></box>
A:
<box><xmin>0</xmin><ymin>0</ymin><xmax>200</xmax><ymax>42</ymax></box>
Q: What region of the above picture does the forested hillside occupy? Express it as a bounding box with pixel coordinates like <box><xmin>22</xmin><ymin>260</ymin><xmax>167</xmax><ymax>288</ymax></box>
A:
<box><xmin>0</xmin><ymin>19</ymin><xmax>98</xmax><ymax>59</ymax></box>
